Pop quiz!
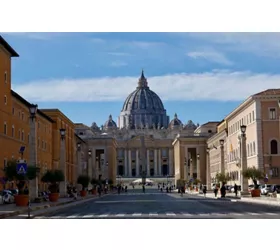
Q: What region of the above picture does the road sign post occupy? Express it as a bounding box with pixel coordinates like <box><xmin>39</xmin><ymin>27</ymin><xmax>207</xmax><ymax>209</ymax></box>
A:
<box><xmin>17</xmin><ymin>160</ymin><xmax>27</xmax><ymax>175</ymax></box>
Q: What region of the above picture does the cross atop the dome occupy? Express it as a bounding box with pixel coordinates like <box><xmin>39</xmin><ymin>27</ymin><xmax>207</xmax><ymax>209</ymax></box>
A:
<box><xmin>109</xmin><ymin>114</ymin><xmax>112</xmax><ymax>120</ymax></box>
<box><xmin>174</xmin><ymin>113</ymin><xmax>178</xmax><ymax>119</ymax></box>
<box><xmin>138</xmin><ymin>69</ymin><xmax>148</xmax><ymax>88</ymax></box>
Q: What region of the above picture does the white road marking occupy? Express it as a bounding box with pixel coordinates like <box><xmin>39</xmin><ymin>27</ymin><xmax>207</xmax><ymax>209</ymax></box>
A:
<box><xmin>98</xmin><ymin>214</ymin><xmax>109</xmax><ymax>217</ymax></box>
<box><xmin>67</xmin><ymin>214</ymin><xmax>79</xmax><ymax>218</ymax></box>
<box><xmin>149</xmin><ymin>213</ymin><xmax>158</xmax><ymax>216</ymax></box>
<box><xmin>246</xmin><ymin>212</ymin><xmax>259</xmax><ymax>216</ymax></box>
<box><xmin>264</xmin><ymin>212</ymin><xmax>278</xmax><ymax>216</ymax></box>
<box><xmin>166</xmin><ymin>212</ymin><xmax>176</xmax><ymax>216</ymax></box>
<box><xmin>199</xmin><ymin>213</ymin><xmax>211</xmax><ymax>216</ymax></box>
<box><xmin>50</xmin><ymin>216</ymin><xmax>63</xmax><ymax>219</ymax></box>
<box><xmin>82</xmin><ymin>214</ymin><xmax>95</xmax><ymax>218</ymax></box>
<box><xmin>229</xmin><ymin>213</ymin><xmax>244</xmax><ymax>216</ymax></box>
<box><xmin>182</xmin><ymin>213</ymin><xmax>192</xmax><ymax>217</ymax></box>
<box><xmin>116</xmin><ymin>214</ymin><xmax>125</xmax><ymax>217</ymax></box>
<box><xmin>132</xmin><ymin>213</ymin><xmax>142</xmax><ymax>216</ymax></box>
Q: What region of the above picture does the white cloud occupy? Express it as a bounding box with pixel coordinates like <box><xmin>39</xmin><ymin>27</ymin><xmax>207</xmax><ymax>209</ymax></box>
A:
<box><xmin>13</xmin><ymin>71</ymin><xmax>280</xmax><ymax>103</ymax></box>
<box><xmin>110</xmin><ymin>61</ymin><xmax>127</xmax><ymax>67</ymax></box>
<box><xmin>188</xmin><ymin>33</ymin><xmax>280</xmax><ymax>58</ymax></box>
<box><xmin>187</xmin><ymin>50</ymin><xmax>233</xmax><ymax>65</ymax></box>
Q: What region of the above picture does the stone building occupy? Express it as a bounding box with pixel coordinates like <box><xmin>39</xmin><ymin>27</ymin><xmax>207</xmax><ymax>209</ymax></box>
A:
<box><xmin>75</xmin><ymin>71</ymin><xmax>219</xmax><ymax>185</ymax></box>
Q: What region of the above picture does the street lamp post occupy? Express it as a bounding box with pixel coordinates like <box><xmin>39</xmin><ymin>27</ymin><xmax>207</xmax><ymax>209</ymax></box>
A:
<box><xmin>59</xmin><ymin>128</ymin><xmax>67</xmax><ymax>197</ymax></box>
<box><xmin>240</xmin><ymin>125</ymin><xmax>249</xmax><ymax>195</ymax></box>
<box><xmin>88</xmin><ymin>149</ymin><xmax>92</xmax><ymax>177</ymax></box>
<box><xmin>206</xmin><ymin>147</ymin><xmax>211</xmax><ymax>190</ymax></box>
<box><xmin>220</xmin><ymin>139</ymin><xmax>225</xmax><ymax>175</ymax></box>
<box><xmin>29</xmin><ymin>104</ymin><xmax>38</xmax><ymax>200</ymax></box>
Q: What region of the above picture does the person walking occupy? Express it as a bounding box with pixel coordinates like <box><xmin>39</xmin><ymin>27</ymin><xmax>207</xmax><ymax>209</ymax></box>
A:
<box><xmin>214</xmin><ymin>185</ymin><xmax>218</xmax><ymax>197</ymax></box>
<box><xmin>220</xmin><ymin>183</ymin><xmax>226</xmax><ymax>198</ymax></box>
<box><xmin>203</xmin><ymin>185</ymin><xmax>207</xmax><ymax>197</ymax></box>
<box><xmin>142</xmin><ymin>184</ymin><xmax>145</xmax><ymax>193</ymax></box>
<box><xmin>234</xmin><ymin>183</ymin><xmax>238</xmax><ymax>197</ymax></box>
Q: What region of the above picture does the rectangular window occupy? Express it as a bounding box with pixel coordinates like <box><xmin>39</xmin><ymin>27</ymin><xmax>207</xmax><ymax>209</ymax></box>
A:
<box><xmin>21</xmin><ymin>131</ymin><xmax>24</xmax><ymax>141</ymax></box>
<box><xmin>269</xmin><ymin>108</ymin><xmax>276</xmax><ymax>120</ymax></box>
<box><xmin>42</xmin><ymin>140</ymin><xmax>44</xmax><ymax>149</ymax></box>
<box><xmin>252</xmin><ymin>111</ymin><xmax>255</xmax><ymax>121</ymax></box>
<box><xmin>271</xmin><ymin>167</ymin><xmax>279</xmax><ymax>178</ymax></box>
<box><xmin>4</xmin><ymin>95</ymin><xmax>7</xmax><ymax>105</ymax></box>
<box><xmin>4</xmin><ymin>71</ymin><xmax>7</xmax><ymax>84</ymax></box>
<box><xmin>249</xmin><ymin>113</ymin><xmax>252</xmax><ymax>123</ymax></box>
<box><xmin>18</xmin><ymin>130</ymin><xmax>21</xmax><ymax>139</ymax></box>
<box><xmin>12</xmin><ymin>126</ymin><xmax>14</xmax><ymax>137</ymax></box>
<box><xmin>22</xmin><ymin>113</ymin><xmax>24</xmax><ymax>120</ymax></box>
<box><xmin>12</xmin><ymin>107</ymin><xmax>15</xmax><ymax>115</ymax></box>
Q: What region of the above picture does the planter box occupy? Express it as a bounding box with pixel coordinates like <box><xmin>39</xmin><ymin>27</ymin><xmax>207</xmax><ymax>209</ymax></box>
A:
<box><xmin>49</xmin><ymin>193</ymin><xmax>59</xmax><ymax>202</ymax></box>
<box><xmin>80</xmin><ymin>190</ymin><xmax>87</xmax><ymax>197</ymax></box>
<box><xmin>251</xmin><ymin>189</ymin><xmax>261</xmax><ymax>197</ymax></box>
<box><xmin>14</xmin><ymin>195</ymin><xmax>29</xmax><ymax>207</ymax></box>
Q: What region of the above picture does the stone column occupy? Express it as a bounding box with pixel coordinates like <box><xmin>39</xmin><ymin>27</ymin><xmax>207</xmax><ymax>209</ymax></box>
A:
<box><xmin>59</xmin><ymin>136</ymin><xmax>67</xmax><ymax>197</ymax></box>
<box><xmin>196</xmin><ymin>150</ymin><xmax>200</xmax><ymax>180</ymax></box>
<box><xmin>189</xmin><ymin>152</ymin><xmax>193</xmax><ymax>179</ymax></box>
<box><xmin>154</xmin><ymin>149</ymin><xmax>158</xmax><ymax>176</ymax></box>
<box><xmin>184</xmin><ymin>147</ymin><xmax>188</xmax><ymax>180</ymax></box>
<box><xmin>241</xmin><ymin>132</ymin><xmax>249</xmax><ymax>194</ymax></box>
<box><xmin>136</xmin><ymin>149</ymin><xmax>139</xmax><ymax>176</ymax></box>
<box><xmin>206</xmin><ymin>149</ymin><xmax>211</xmax><ymax>190</ymax></box>
<box><xmin>124</xmin><ymin>149</ymin><xmax>128</xmax><ymax>177</ymax></box>
<box><xmin>29</xmin><ymin>117</ymin><xmax>38</xmax><ymax>200</ymax></box>
<box><xmin>169</xmin><ymin>148</ymin><xmax>173</xmax><ymax>176</ymax></box>
<box><xmin>128</xmin><ymin>150</ymin><xmax>132</xmax><ymax>177</ymax></box>
<box><xmin>147</xmin><ymin>149</ymin><xmax>150</xmax><ymax>176</ymax></box>
<box><xmin>158</xmin><ymin>148</ymin><xmax>161</xmax><ymax>176</ymax></box>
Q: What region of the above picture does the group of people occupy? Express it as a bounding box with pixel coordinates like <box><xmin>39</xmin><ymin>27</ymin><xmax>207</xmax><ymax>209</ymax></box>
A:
<box><xmin>158</xmin><ymin>183</ymin><xmax>175</xmax><ymax>193</ymax></box>
<box><xmin>213</xmin><ymin>183</ymin><xmax>238</xmax><ymax>198</ymax></box>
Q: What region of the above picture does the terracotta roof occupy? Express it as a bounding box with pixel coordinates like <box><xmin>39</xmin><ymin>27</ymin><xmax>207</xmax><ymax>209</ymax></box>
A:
<box><xmin>0</xmin><ymin>35</ymin><xmax>19</xmax><ymax>57</ymax></box>
<box><xmin>253</xmin><ymin>89</ymin><xmax>280</xmax><ymax>97</ymax></box>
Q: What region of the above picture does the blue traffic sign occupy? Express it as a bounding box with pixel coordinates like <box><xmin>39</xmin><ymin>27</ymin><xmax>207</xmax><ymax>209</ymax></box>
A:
<box><xmin>264</xmin><ymin>177</ymin><xmax>268</xmax><ymax>183</ymax></box>
<box><xmin>17</xmin><ymin>162</ymin><xmax>27</xmax><ymax>175</ymax></box>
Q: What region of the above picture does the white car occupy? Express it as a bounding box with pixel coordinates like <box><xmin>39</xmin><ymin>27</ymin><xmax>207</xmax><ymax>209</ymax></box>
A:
<box><xmin>260</xmin><ymin>184</ymin><xmax>272</xmax><ymax>195</ymax></box>
<box><xmin>0</xmin><ymin>190</ymin><xmax>15</xmax><ymax>204</ymax></box>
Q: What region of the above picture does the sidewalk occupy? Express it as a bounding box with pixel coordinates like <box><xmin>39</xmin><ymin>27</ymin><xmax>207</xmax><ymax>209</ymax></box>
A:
<box><xmin>187</xmin><ymin>190</ymin><xmax>280</xmax><ymax>207</ymax></box>
<box><xmin>0</xmin><ymin>191</ymin><xmax>116</xmax><ymax>219</ymax></box>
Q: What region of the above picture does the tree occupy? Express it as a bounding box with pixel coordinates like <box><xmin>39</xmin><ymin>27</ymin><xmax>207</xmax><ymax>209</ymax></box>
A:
<box><xmin>193</xmin><ymin>179</ymin><xmax>201</xmax><ymax>185</ymax></box>
<box><xmin>41</xmin><ymin>169</ymin><xmax>65</xmax><ymax>193</ymax></box>
<box><xmin>242</xmin><ymin>166</ymin><xmax>264</xmax><ymax>189</ymax></box>
<box><xmin>4</xmin><ymin>160</ymin><xmax>39</xmax><ymax>194</ymax></box>
<box><xmin>215</xmin><ymin>172</ymin><xmax>231</xmax><ymax>185</ymax></box>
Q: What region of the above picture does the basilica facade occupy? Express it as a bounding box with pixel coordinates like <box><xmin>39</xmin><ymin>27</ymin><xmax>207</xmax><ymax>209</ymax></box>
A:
<box><xmin>75</xmin><ymin>71</ymin><xmax>218</xmax><ymax>184</ymax></box>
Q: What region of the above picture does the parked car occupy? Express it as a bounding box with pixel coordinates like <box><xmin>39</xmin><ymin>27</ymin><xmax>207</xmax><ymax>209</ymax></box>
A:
<box><xmin>0</xmin><ymin>190</ymin><xmax>15</xmax><ymax>204</ymax></box>
<box><xmin>260</xmin><ymin>184</ymin><xmax>272</xmax><ymax>195</ymax></box>
<box><xmin>9</xmin><ymin>189</ymin><xmax>19</xmax><ymax>196</ymax></box>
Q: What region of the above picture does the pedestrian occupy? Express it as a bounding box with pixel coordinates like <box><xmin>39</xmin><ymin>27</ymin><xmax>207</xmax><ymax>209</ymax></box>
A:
<box><xmin>234</xmin><ymin>183</ymin><xmax>238</xmax><ymax>197</ymax></box>
<box><xmin>125</xmin><ymin>186</ymin><xmax>127</xmax><ymax>193</ymax></box>
<box><xmin>203</xmin><ymin>185</ymin><xmax>207</xmax><ymax>197</ymax></box>
<box><xmin>180</xmin><ymin>186</ymin><xmax>184</xmax><ymax>197</ymax></box>
<box><xmin>118</xmin><ymin>185</ymin><xmax>121</xmax><ymax>194</ymax></box>
<box><xmin>166</xmin><ymin>186</ymin><xmax>169</xmax><ymax>193</ymax></box>
<box><xmin>214</xmin><ymin>185</ymin><xmax>218</xmax><ymax>197</ymax></box>
<box><xmin>221</xmin><ymin>183</ymin><xmax>226</xmax><ymax>198</ymax></box>
<box><xmin>98</xmin><ymin>185</ymin><xmax>102</xmax><ymax>197</ymax></box>
<box><xmin>169</xmin><ymin>186</ymin><xmax>171</xmax><ymax>193</ymax></box>
<box><xmin>142</xmin><ymin>184</ymin><xmax>145</xmax><ymax>193</ymax></box>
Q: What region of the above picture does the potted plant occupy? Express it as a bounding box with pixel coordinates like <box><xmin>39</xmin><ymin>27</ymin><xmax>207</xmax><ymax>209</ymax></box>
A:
<box><xmin>90</xmin><ymin>178</ymin><xmax>98</xmax><ymax>195</ymax></box>
<box><xmin>4</xmin><ymin>160</ymin><xmax>39</xmax><ymax>206</ymax></box>
<box><xmin>242</xmin><ymin>167</ymin><xmax>264</xmax><ymax>197</ymax></box>
<box><xmin>41</xmin><ymin>169</ymin><xmax>65</xmax><ymax>202</ymax></box>
<box><xmin>77</xmin><ymin>175</ymin><xmax>90</xmax><ymax>197</ymax></box>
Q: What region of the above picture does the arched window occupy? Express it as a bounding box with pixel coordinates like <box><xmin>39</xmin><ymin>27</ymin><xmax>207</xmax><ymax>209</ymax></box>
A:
<box><xmin>270</xmin><ymin>140</ymin><xmax>278</xmax><ymax>154</ymax></box>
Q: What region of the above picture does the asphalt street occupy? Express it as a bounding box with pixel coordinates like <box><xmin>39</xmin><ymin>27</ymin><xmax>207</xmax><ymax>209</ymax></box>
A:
<box><xmin>33</xmin><ymin>187</ymin><xmax>280</xmax><ymax>219</ymax></box>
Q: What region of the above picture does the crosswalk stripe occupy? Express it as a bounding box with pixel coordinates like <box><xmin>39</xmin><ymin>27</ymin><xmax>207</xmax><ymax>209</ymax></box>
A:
<box><xmin>50</xmin><ymin>216</ymin><xmax>62</xmax><ymax>219</ymax></box>
<box><xmin>182</xmin><ymin>213</ymin><xmax>192</xmax><ymax>216</ymax></box>
<box><xmin>246</xmin><ymin>212</ymin><xmax>259</xmax><ymax>216</ymax></box>
<box><xmin>67</xmin><ymin>214</ymin><xmax>79</xmax><ymax>218</ymax></box>
<box><xmin>166</xmin><ymin>212</ymin><xmax>176</xmax><ymax>216</ymax></box>
<box><xmin>116</xmin><ymin>214</ymin><xmax>125</xmax><ymax>217</ymax></box>
<box><xmin>132</xmin><ymin>213</ymin><xmax>142</xmax><ymax>216</ymax></box>
<box><xmin>98</xmin><ymin>214</ymin><xmax>109</xmax><ymax>217</ymax></box>
<box><xmin>149</xmin><ymin>213</ymin><xmax>158</xmax><ymax>216</ymax></box>
<box><xmin>82</xmin><ymin>214</ymin><xmax>95</xmax><ymax>218</ymax></box>
<box><xmin>264</xmin><ymin>212</ymin><xmax>278</xmax><ymax>216</ymax></box>
<box><xmin>229</xmin><ymin>213</ymin><xmax>244</xmax><ymax>216</ymax></box>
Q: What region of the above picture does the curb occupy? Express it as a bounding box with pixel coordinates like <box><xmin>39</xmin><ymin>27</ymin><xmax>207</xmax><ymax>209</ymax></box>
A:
<box><xmin>0</xmin><ymin>191</ymin><xmax>117</xmax><ymax>219</ymax></box>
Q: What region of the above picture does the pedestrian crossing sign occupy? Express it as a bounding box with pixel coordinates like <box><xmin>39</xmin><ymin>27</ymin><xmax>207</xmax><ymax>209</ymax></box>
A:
<box><xmin>17</xmin><ymin>163</ymin><xmax>27</xmax><ymax>175</ymax></box>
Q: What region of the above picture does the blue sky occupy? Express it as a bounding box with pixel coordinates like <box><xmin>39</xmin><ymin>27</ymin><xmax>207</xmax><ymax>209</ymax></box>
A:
<box><xmin>3</xmin><ymin>32</ymin><xmax>280</xmax><ymax>127</ymax></box>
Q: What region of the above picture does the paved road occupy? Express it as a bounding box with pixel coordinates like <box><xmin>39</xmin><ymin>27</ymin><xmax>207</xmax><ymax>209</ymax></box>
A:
<box><xmin>33</xmin><ymin>188</ymin><xmax>280</xmax><ymax>219</ymax></box>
